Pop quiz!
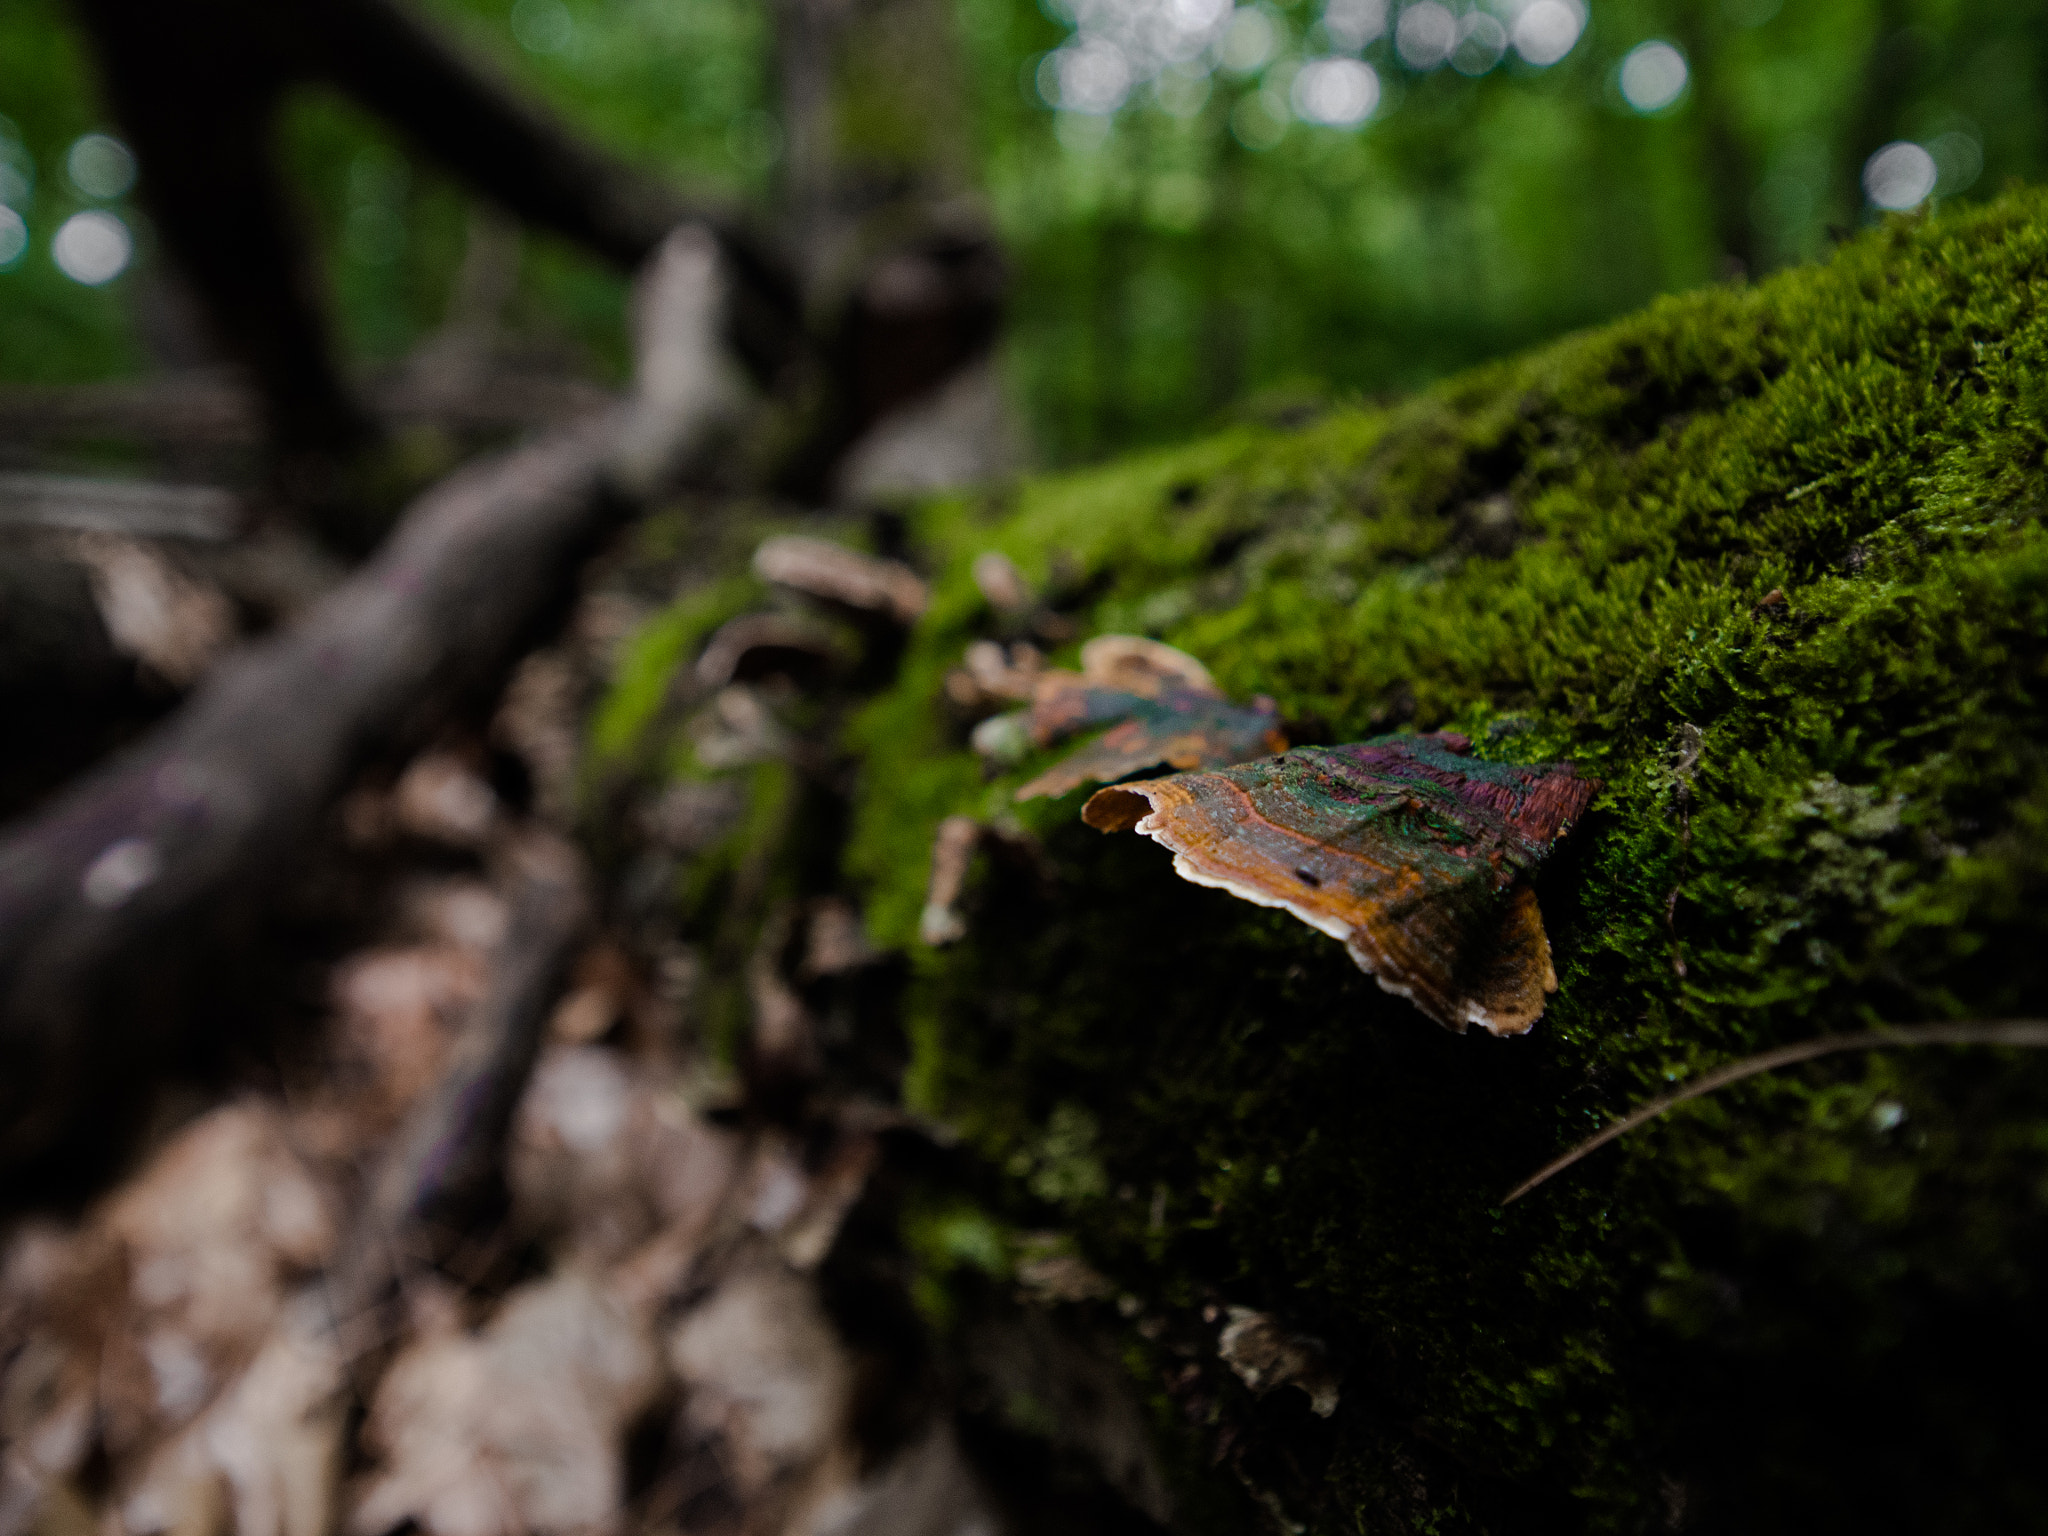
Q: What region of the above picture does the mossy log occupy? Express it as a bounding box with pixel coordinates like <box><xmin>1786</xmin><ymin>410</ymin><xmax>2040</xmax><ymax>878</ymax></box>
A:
<box><xmin>596</xmin><ymin>193</ymin><xmax>2048</xmax><ymax>1531</ymax></box>
<box><xmin>840</xmin><ymin>194</ymin><xmax>2048</xmax><ymax>1532</ymax></box>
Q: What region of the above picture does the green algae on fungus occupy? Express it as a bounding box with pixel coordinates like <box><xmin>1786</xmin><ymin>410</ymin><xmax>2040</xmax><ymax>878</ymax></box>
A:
<box><xmin>1081</xmin><ymin>732</ymin><xmax>1594</xmax><ymax>1035</ymax></box>
<box><xmin>847</xmin><ymin>193</ymin><xmax>2048</xmax><ymax>1530</ymax></box>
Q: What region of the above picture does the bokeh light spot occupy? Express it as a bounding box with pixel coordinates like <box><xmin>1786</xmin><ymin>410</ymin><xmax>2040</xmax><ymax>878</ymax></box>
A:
<box><xmin>1147</xmin><ymin>170</ymin><xmax>1212</xmax><ymax>228</ymax></box>
<box><xmin>1394</xmin><ymin>2</ymin><xmax>1455</xmax><ymax>70</ymax></box>
<box><xmin>0</xmin><ymin>206</ymin><xmax>26</xmax><ymax>270</ymax></box>
<box><xmin>1511</xmin><ymin>0</ymin><xmax>1582</xmax><ymax>66</ymax></box>
<box><xmin>1321</xmin><ymin>0</ymin><xmax>1386</xmax><ymax>53</ymax></box>
<box><xmin>1041</xmin><ymin>39</ymin><xmax>1134</xmax><ymax>113</ymax></box>
<box><xmin>1863</xmin><ymin>141</ymin><xmax>1937</xmax><ymax>210</ymax></box>
<box><xmin>1927</xmin><ymin>130</ymin><xmax>1983</xmax><ymax>195</ymax></box>
<box><xmin>0</xmin><ymin>139</ymin><xmax>34</xmax><ymax>208</ymax></box>
<box><xmin>1451</xmin><ymin>13</ymin><xmax>1506</xmax><ymax>74</ymax></box>
<box><xmin>1619</xmin><ymin>41</ymin><xmax>1687</xmax><ymax>113</ymax></box>
<box><xmin>1219</xmin><ymin>8</ymin><xmax>1279</xmax><ymax>74</ymax></box>
<box><xmin>511</xmin><ymin>0</ymin><xmax>574</xmax><ymax>56</ymax></box>
<box><xmin>66</xmin><ymin>133</ymin><xmax>136</xmax><ymax>200</ymax></box>
<box><xmin>52</xmin><ymin>210</ymin><xmax>131</xmax><ymax>285</ymax></box>
<box><xmin>1293</xmin><ymin>57</ymin><xmax>1380</xmax><ymax>126</ymax></box>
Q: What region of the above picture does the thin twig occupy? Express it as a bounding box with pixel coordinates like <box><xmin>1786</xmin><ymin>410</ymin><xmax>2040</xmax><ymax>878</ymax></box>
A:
<box><xmin>1502</xmin><ymin>1019</ymin><xmax>2048</xmax><ymax>1205</ymax></box>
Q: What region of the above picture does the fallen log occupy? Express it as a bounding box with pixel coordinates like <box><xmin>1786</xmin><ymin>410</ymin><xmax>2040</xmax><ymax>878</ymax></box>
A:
<box><xmin>0</xmin><ymin>228</ymin><xmax>736</xmax><ymax>1202</ymax></box>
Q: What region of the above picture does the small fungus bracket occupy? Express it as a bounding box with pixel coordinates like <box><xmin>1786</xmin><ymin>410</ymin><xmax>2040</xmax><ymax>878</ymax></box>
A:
<box><xmin>1083</xmin><ymin>733</ymin><xmax>1595</xmax><ymax>1035</ymax></box>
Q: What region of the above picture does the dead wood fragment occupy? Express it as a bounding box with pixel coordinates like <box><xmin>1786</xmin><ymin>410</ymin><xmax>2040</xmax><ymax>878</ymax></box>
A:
<box><xmin>693</xmin><ymin>611</ymin><xmax>845</xmax><ymax>690</ymax></box>
<box><xmin>1216</xmin><ymin>1307</ymin><xmax>1340</xmax><ymax>1419</ymax></box>
<box><xmin>918</xmin><ymin>815</ymin><xmax>981</xmax><ymax>947</ymax></box>
<box><xmin>971</xmin><ymin>550</ymin><xmax>1033</xmax><ymax>613</ymax></box>
<box><xmin>753</xmin><ymin>534</ymin><xmax>929</xmax><ymax>624</ymax></box>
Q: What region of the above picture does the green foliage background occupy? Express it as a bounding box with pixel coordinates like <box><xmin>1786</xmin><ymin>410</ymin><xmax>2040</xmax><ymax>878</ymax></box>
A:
<box><xmin>6</xmin><ymin>0</ymin><xmax>2048</xmax><ymax>462</ymax></box>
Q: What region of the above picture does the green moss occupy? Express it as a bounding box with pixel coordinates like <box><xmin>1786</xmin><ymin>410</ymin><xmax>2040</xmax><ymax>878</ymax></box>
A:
<box><xmin>847</xmin><ymin>194</ymin><xmax>2048</xmax><ymax>1530</ymax></box>
<box><xmin>587</xmin><ymin>572</ymin><xmax>763</xmax><ymax>766</ymax></box>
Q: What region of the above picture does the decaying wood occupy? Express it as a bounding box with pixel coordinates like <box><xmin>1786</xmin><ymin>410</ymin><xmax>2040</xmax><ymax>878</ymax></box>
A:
<box><xmin>0</xmin><ymin>228</ymin><xmax>737</xmax><ymax>1198</ymax></box>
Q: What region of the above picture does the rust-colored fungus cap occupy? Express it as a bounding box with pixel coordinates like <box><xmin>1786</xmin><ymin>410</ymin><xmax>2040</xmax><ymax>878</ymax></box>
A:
<box><xmin>1083</xmin><ymin>733</ymin><xmax>1595</xmax><ymax>1036</ymax></box>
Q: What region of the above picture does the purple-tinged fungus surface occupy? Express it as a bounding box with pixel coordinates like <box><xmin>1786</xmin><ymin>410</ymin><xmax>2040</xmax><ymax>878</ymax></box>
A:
<box><xmin>989</xmin><ymin>635</ymin><xmax>1287</xmax><ymax>801</ymax></box>
<box><xmin>1082</xmin><ymin>733</ymin><xmax>1595</xmax><ymax>1035</ymax></box>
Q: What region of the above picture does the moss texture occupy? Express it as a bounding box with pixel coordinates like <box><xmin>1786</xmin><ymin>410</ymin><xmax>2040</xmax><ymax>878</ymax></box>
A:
<box><xmin>843</xmin><ymin>193</ymin><xmax>2048</xmax><ymax>1531</ymax></box>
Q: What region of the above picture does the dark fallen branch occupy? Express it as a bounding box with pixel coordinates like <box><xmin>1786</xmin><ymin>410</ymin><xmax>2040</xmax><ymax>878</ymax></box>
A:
<box><xmin>325</xmin><ymin>830</ymin><xmax>590</xmax><ymax>1342</ymax></box>
<box><xmin>0</xmin><ymin>228</ymin><xmax>735</xmax><ymax>1201</ymax></box>
<box><xmin>1502</xmin><ymin>1018</ymin><xmax>2048</xmax><ymax>1205</ymax></box>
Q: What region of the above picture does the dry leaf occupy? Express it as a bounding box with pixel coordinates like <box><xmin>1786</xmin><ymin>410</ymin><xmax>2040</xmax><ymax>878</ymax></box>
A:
<box><xmin>331</xmin><ymin>945</ymin><xmax>489</xmax><ymax>1120</ymax></box>
<box><xmin>117</xmin><ymin>1297</ymin><xmax>343</xmax><ymax>1536</ymax></box>
<box><xmin>919</xmin><ymin>816</ymin><xmax>982</xmax><ymax>947</ymax></box>
<box><xmin>351</xmin><ymin>1274</ymin><xmax>661</xmax><ymax>1536</ymax></box>
<box><xmin>510</xmin><ymin>1047</ymin><xmax>740</xmax><ymax>1269</ymax></box>
<box><xmin>667</xmin><ymin>1266</ymin><xmax>854</xmax><ymax>1499</ymax></box>
<box><xmin>1083</xmin><ymin>733</ymin><xmax>1594</xmax><ymax>1035</ymax></box>
<box><xmin>392</xmin><ymin>755</ymin><xmax>500</xmax><ymax>848</ymax></box>
<box><xmin>72</xmin><ymin>534</ymin><xmax>235</xmax><ymax>687</ymax></box>
<box><xmin>96</xmin><ymin>1105</ymin><xmax>337</xmax><ymax>1456</ymax></box>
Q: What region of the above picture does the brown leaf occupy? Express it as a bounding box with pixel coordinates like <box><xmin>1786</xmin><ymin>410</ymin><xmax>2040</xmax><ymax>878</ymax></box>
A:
<box><xmin>666</xmin><ymin>1266</ymin><xmax>853</xmax><ymax>1499</ymax></box>
<box><xmin>350</xmin><ymin>1274</ymin><xmax>661</xmax><ymax>1536</ymax></box>
<box><xmin>510</xmin><ymin>1047</ymin><xmax>740</xmax><ymax>1270</ymax></box>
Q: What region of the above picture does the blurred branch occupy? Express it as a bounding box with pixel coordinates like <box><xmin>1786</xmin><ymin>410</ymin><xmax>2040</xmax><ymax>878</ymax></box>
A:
<box><xmin>0</xmin><ymin>226</ymin><xmax>739</xmax><ymax>1201</ymax></box>
<box><xmin>63</xmin><ymin>0</ymin><xmax>800</xmax><ymax>536</ymax></box>
<box><xmin>326</xmin><ymin>831</ymin><xmax>590</xmax><ymax>1339</ymax></box>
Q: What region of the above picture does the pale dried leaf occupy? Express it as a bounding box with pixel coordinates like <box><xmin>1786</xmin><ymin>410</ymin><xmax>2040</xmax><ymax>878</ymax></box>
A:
<box><xmin>351</xmin><ymin>1274</ymin><xmax>661</xmax><ymax>1536</ymax></box>
<box><xmin>667</xmin><ymin>1267</ymin><xmax>853</xmax><ymax>1496</ymax></box>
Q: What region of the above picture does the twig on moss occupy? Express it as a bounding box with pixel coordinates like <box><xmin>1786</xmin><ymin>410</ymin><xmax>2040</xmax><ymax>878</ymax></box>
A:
<box><xmin>1502</xmin><ymin>1019</ymin><xmax>2048</xmax><ymax>1205</ymax></box>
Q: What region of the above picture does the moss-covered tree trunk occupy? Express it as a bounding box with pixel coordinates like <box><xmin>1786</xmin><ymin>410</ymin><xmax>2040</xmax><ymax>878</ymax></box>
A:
<box><xmin>597</xmin><ymin>193</ymin><xmax>2048</xmax><ymax>1532</ymax></box>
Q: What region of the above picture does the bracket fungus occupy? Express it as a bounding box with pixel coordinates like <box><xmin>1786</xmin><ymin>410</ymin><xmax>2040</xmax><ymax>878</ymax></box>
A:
<box><xmin>978</xmin><ymin>635</ymin><xmax>1288</xmax><ymax>801</ymax></box>
<box><xmin>1082</xmin><ymin>733</ymin><xmax>1595</xmax><ymax>1035</ymax></box>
